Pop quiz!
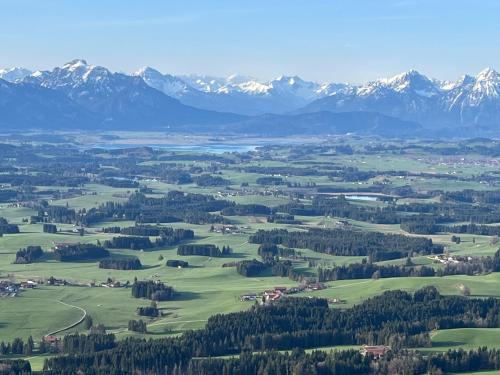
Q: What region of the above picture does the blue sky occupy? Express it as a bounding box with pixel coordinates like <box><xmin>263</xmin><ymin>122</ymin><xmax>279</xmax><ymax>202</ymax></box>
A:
<box><xmin>1</xmin><ymin>0</ymin><xmax>500</xmax><ymax>83</ymax></box>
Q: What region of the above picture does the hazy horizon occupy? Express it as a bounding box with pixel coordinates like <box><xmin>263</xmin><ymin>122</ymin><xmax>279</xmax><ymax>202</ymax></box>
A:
<box><xmin>2</xmin><ymin>58</ymin><xmax>499</xmax><ymax>86</ymax></box>
<box><xmin>2</xmin><ymin>0</ymin><xmax>500</xmax><ymax>83</ymax></box>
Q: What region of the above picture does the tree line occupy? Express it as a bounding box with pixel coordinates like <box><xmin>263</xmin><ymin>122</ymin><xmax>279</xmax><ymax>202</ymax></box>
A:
<box><xmin>131</xmin><ymin>280</ymin><xmax>175</xmax><ymax>301</ymax></box>
<box><xmin>317</xmin><ymin>250</ymin><xmax>500</xmax><ymax>281</ymax></box>
<box><xmin>38</xmin><ymin>287</ymin><xmax>499</xmax><ymax>374</ymax></box>
<box><xmin>14</xmin><ymin>246</ymin><xmax>44</xmax><ymax>264</ymax></box>
<box><xmin>249</xmin><ymin>228</ymin><xmax>443</xmax><ymax>261</ymax></box>
<box><xmin>54</xmin><ymin>243</ymin><xmax>109</xmax><ymax>262</ymax></box>
<box><xmin>0</xmin><ymin>217</ymin><xmax>20</xmax><ymax>236</ymax></box>
<box><xmin>98</xmin><ymin>257</ymin><xmax>142</xmax><ymax>270</ymax></box>
<box><xmin>177</xmin><ymin>244</ymin><xmax>232</xmax><ymax>257</ymax></box>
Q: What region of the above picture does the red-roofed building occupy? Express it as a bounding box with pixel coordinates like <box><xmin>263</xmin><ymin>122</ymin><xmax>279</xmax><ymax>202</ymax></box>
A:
<box><xmin>42</xmin><ymin>335</ymin><xmax>60</xmax><ymax>345</ymax></box>
<box><xmin>360</xmin><ymin>345</ymin><xmax>391</xmax><ymax>358</ymax></box>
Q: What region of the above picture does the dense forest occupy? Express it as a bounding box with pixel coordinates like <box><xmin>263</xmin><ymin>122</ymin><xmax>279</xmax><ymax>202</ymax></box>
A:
<box><xmin>317</xmin><ymin>250</ymin><xmax>500</xmax><ymax>281</ymax></box>
<box><xmin>131</xmin><ymin>280</ymin><xmax>175</xmax><ymax>301</ymax></box>
<box><xmin>4</xmin><ymin>347</ymin><xmax>500</xmax><ymax>374</ymax></box>
<box><xmin>53</xmin><ymin>244</ymin><xmax>109</xmax><ymax>262</ymax></box>
<box><xmin>31</xmin><ymin>288</ymin><xmax>499</xmax><ymax>374</ymax></box>
<box><xmin>250</xmin><ymin>228</ymin><xmax>443</xmax><ymax>261</ymax></box>
<box><xmin>0</xmin><ymin>217</ymin><xmax>20</xmax><ymax>235</ymax></box>
<box><xmin>2</xmin><ymin>141</ymin><xmax>500</xmax><ymax>374</ymax></box>
<box><xmin>14</xmin><ymin>246</ymin><xmax>44</xmax><ymax>264</ymax></box>
<box><xmin>177</xmin><ymin>244</ymin><xmax>233</xmax><ymax>257</ymax></box>
<box><xmin>98</xmin><ymin>257</ymin><xmax>142</xmax><ymax>270</ymax></box>
<box><xmin>166</xmin><ymin>259</ymin><xmax>189</xmax><ymax>268</ymax></box>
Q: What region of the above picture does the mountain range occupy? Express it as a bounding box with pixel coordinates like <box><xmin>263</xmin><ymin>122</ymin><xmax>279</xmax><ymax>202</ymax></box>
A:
<box><xmin>1</xmin><ymin>59</ymin><xmax>500</xmax><ymax>136</ymax></box>
<box><xmin>135</xmin><ymin>67</ymin><xmax>346</xmax><ymax>115</ymax></box>
<box><xmin>299</xmin><ymin>68</ymin><xmax>500</xmax><ymax>130</ymax></box>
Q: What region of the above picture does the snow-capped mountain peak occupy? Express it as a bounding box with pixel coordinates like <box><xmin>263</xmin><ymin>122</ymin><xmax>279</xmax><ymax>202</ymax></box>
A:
<box><xmin>226</xmin><ymin>74</ymin><xmax>256</xmax><ymax>85</ymax></box>
<box><xmin>385</xmin><ymin>69</ymin><xmax>439</xmax><ymax>96</ymax></box>
<box><xmin>135</xmin><ymin>66</ymin><xmax>162</xmax><ymax>77</ymax></box>
<box><xmin>0</xmin><ymin>67</ymin><xmax>32</xmax><ymax>82</ymax></box>
<box><xmin>467</xmin><ymin>67</ymin><xmax>500</xmax><ymax>104</ymax></box>
<box><xmin>440</xmin><ymin>74</ymin><xmax>474</xmax><ymax>91</ymax></box>
<box><xmin>134</xmin><ymin>66</ymin><xmax>194</xmax><ymax>98</ymax></box>
<box><xmin>63</xmin><ymin>59</ymin><xmax>89</xmax><ymax>71</ymax></box>
<box><xmin>8</xmin><ymin>59</ymin><xmax>500</xmax><ymax>129</ymax></box>
<box><xmin>354</xmin><ymin>69</ymin><xmax>440</xmax><ymax>99</ymax></box>
<box><xmin>476</xmin><ymin>67</ymin><xmax>499</xmax><ymax>81</ymax></box>
<box><xmin>274</xmin><ymin>75</ymin><xmax>303</xmax><ymax>85</ymax></box>
<box><xmin>236</xmin><ymin>80</ymin><xmax>271</xmax><ymax>95</ymax></box>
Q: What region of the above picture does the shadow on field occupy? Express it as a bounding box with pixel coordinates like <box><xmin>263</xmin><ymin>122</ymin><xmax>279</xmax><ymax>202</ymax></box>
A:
<box><xmin>142</xmin><ymin>264</ymin><xmax>161</xmax><ymax>270</ymax></box>
<box><xmin>174</xmin><ymin>291</ymin><xmax>202</xmax><ymax>301</ymax></box>
<box><xmin>146</xmin><ymin>328</ymin><xmax>185</xmax><ymax>336</ymax></box>
<box><xmin>222</xmin><ymin>253</ymin><xmax>246</xmax><ymax>259</ymax></box>
<box><xmin>432</xmin><ymin>340</ymin><xmax>465</xmax><ymax>348</ymax></box>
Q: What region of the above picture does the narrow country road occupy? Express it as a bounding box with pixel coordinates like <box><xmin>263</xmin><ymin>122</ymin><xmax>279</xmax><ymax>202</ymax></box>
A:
<box><xmin>45</xmin><ymin>300</ymin><xmax>87</xmax><ymax>336</ymax></box>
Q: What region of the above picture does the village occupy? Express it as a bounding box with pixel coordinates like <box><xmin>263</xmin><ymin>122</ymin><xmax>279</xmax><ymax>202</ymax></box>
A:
<box><xmin>428</xmin><ymin>253</ymin><xmax>474</xmax><ymax>265</ymax></box>
<box><xmin>0</xmin><ymin>276</ymin><xmax>126</xmax><ymax>298</ymax></box>
<box><xmin>239</xmin><ymin>281</ymin><xmax>346</xmax><ymax>305</ymax></box>
<box><xmin>0</xmin><ymin>279</ymin><xmax>36</xmax><ymax>298</ymax></box>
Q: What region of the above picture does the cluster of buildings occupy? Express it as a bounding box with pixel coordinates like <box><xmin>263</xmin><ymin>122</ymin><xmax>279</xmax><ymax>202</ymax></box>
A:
<box><xmin>240</xmin><ymin>282</ymin><xmax>327</xmax><ymax>304</ymax></box>
<box><xmin>210</xmin><ymin>224</ymin><xmax>243</xmax><ymax>234</ymax></box>
<box><xmin>46</xmin><ymin>277</ymin><xmax>68</xmax><ymax>286</ymax></box>
<box><xmin>101</xmin><ymin>279</ymin><xmax>122</xmax><ymax>288</ymax></box>
<box><xmin>428</xmin><ymin>254</ymin><xmax>471</xmax><ymax>265</ymax></box>
<box><xmin>0</xmin><ymin>279</ymin><xmax>37</xmax><ymax>297</ymax></box>
<box><xmin>360</xmin><ymin>345</ymin><xmax>391</xmax><ymax>358</ymax></box>
<box><xmin>42</xmin><ymin>334</ymin><xmax>61</xmax><ymax>349</ymax></box>
<box><xmin>0</xmin><ymin>281</ymin><xmax>20</xmax><ymax>297</ymax></box>
<box><xmin>335</xmin><ymin>220</ymin><xmax>352</xmax><ymax>229</ymax></box>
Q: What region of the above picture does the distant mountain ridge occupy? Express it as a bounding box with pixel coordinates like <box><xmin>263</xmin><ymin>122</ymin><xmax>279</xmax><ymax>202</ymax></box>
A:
<box><xmin>0</xmin><ymin>78</ymin><xmax>99</xmax><ymax>129</ymax></box>
<box><xmin>14</xmin><ymin>59</ymin><xmax>243</xmax><ymax>130</ymax></box>
<box><xmin>213</xmin><ymin>111</ymin><xmax>423</xmax><ymax>137</ymax></box>
<box><xmin>2</xmin><ymin>59</ymin><xmax>500</xmax><ymax>136</ymax></box>
<box><xmin>0</xmin><ymin>67</ymin><xmax>32</xmax><ymax>83</ymax></box>
<box><xmin>300</xmin><ymin>68</ymin><xmax>500</xmax><ymax>129</ymax></box>
<box><xmin>135</xmin><ymin>67</ymin><xmax>346</xmax><ymax>115</ymax></box>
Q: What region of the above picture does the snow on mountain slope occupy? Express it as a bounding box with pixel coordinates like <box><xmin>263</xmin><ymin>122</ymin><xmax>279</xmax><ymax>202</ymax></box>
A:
<box><xmin>0</xmin><ymin>67</ymin><xmax>32</xmax><ymax>82</ymax></box>
<box><xmin>300</xmin><ymin>68</ymin><xmax>500</xmax><ymax>128</ymax></box>
<box><xmin>22</xmin><ymin>59</ymin><xmax>242</xmax><ymax>129</ymax></box>
<box><xmin>140</xmin><ymin>70</ymin><xmax>348</xmax><ymax>114</ymax></box>
<box><xmin>134</xmin><ymin>67</ymin><xmax>198</xmax><ymax>98</ymax></box>
<box><xmin>6</xmin><ymin>59</ymin><xmax>500</xmax><ymax>130</ymax></box>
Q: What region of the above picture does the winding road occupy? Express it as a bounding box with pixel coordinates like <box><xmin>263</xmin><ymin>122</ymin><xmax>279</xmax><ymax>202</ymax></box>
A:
<box><xmin>45</xmin><ymin>300</ymin><xmax>87</xmax><ymax>337</ymax></box>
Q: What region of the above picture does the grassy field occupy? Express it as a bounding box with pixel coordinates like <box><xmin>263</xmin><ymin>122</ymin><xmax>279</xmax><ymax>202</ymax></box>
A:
<box><xmin>1</xmin><ymin>184</ymin><xmax>499</xmax><ymax>342</ymax></box>
<box><xmin>427</xmin><ymin>328</ymin><xmax>500</xmax><ymax>352</ymax></box>
<box><xmin>1</xmin><ymin>271</ymin><xmax>499</xmax><ymax>342</ymax></box>
<box><xmin>0</xmin><ymin>138</ymin><xmax>499</xmax><ymax>369</ymax></box>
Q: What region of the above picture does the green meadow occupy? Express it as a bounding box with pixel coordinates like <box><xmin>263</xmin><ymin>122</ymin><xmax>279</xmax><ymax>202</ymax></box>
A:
<box><xmin>0</xmin><ymin>138</ymin><xmax>499</xmax><ymax>369</ymax></box>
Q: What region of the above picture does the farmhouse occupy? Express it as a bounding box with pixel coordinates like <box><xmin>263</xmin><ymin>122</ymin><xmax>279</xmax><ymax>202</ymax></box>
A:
<box><xmin>428</xmin><ymin>254</ymin><xmax>473</xmax><ymax>265</ymax></box>
<box><xmin>240</xmin><ymin>294</ymin><xmax>257</xmax><ymax>301</ymax></box>
<box><xmin>0</xmin><ymin>281</ymin><xmax>20</xmax><ymax>297</ymax></box>
<box><xmin>329</xmin><ymin>297</ymin><xmax>346</xmax><ymax>304</ymax></box>
<box><xmin>335</xmin><ymin>220</ymin><xmax>351</xmax><ymax>228</ymax></box>
<box><xmin>261</xmin><ymin>289</ymin><xmax>283</xmax><ymax>304</ymax></box>
<box><xmin>360</xmin><ymin>345</ymin><xmax>391</xmax><ymax>358</ymax></box>
<box><xmin>52</xmin><ymin>242</ymin><xmax>71</xmax><ymax>250</ymax></box>
<box><xmin>306</xmin><ymin>282</ymin><xmax>326</xmax><ymax>291</ymax></box>
<box><xmin>42</xmin><ymin>335</ymin><xmax>61</xmax><ymax>348</ymax></box>
<box><xmin>46</xmin><ymin>277</ymin><xmax>66</xmax><ymax>286</ymax></box>
<box><xmin>20</xmin><ymin>280</ymin><xmax>37</xmax><ymax>289</ymax></box>
<box><xmin>102</xmin><ymin>280</ymin><xmax>122</xmax><ymax>288</ymax></box>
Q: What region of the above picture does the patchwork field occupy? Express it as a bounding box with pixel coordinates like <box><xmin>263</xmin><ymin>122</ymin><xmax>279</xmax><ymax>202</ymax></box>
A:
<box><xmin>0</xmin><ymin>135</ymin><xmax>499</xmax><ymax>372</ymax></box>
